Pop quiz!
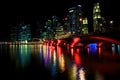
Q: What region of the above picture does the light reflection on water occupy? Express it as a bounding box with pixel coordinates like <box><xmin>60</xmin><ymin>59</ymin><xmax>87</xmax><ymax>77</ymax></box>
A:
<box><xmin>7</xmin><ymin>43</ymin><xmax>120</xmax><ymax>80</ymax></box>
<box><xmin>9</xmin><ymin>44</ymin><xmax>31</xmax><ymax>68</ymax></box>
<box><xmin>118</xmin><ymin>45</ymin><xmax>120</xmax><ymax>54</ymax></box>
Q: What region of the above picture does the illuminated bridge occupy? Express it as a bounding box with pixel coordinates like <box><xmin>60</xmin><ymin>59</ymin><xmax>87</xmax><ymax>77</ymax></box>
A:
<box><xmin>44</xmin><ymin>32</ymin><xmax>120</xmax><ymax>47</ymax></box>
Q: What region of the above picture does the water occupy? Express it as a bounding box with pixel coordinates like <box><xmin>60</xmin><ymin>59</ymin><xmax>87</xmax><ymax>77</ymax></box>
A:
<box><xmin>0</xmin><ymin>43</ymin><xmax>120</xmax><ymax>80</ymax></box>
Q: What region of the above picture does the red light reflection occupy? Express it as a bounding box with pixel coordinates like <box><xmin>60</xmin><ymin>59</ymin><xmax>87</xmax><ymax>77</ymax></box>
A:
<box><xmin>71</xmin><ymin>37</ymin><xmax>80</xmax><ymax>47</ymax></box>
<box><xmin>71</xmin><ymin>48</ymin><xmax>82</xmax><ymax>67</ymax></box>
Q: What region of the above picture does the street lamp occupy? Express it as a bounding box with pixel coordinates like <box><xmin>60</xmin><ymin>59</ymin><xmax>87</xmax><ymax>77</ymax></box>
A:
<box><xmin>109</xmin><ymin>20</ymin><xmax>114</xmax><ymax>28</ymax></box>
<box><xmin>79</xmin><ymin>18</ymin><xmax>83</xmax><ymax>34</ymax></box>
<box><xmin>79</xmin><ymin>18</ymin><xmax>82</xmax><ymax>22</ymax></box>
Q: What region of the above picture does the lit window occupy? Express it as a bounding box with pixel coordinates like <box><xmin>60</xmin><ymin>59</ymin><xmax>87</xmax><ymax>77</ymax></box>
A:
<box><xmin>96</xmin><ymin>9</ymin><xmax>99</xmax><ymax>12</ymax></box>
<box><xmin>97</xmin><ymin>6</ymin><xmax>99</xmax><ymax>8</ymax></box>
<box><xmin>98</xmin><ymin>15</ymin><xmax>101</xmax><ymax>18</ymax></box>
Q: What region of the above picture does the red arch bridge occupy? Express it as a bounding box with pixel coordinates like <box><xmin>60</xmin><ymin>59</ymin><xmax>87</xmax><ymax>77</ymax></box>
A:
<box><xmin>43</xmin><ymin>33</ymin><xmax>120</xmax><ymax>48</ymax></box>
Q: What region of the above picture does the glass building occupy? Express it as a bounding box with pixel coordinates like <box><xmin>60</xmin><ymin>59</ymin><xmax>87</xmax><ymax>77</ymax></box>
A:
<box><xmin>93</xmin><ymin>2</ymin><xmax>107</xmax><ymax>33</ymax></box>
<box><xmin>18</xmin><ymin>24</ymin><xmax>31</xmax><ymax>42</ymax></box>
<box><xmin>82</xmin><ymin>18</ymin><xmax>88</xmax><ymax>34</ymax></box>
<box><xmin>67</xmin><ymin>5</ymin><xmax>83</xmax><ymax>34</ymax></box>
<box><xmin>93</xmin><ymin>2</ymin><xmax>102</xmax><ymax>32</ymax></box>
<box><xmin>10</xmin><ymin>23</ymin><xmax>31</xmax><ymax>42</ymax></box>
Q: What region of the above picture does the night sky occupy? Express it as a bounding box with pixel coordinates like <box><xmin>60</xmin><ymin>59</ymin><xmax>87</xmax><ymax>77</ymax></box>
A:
<box><xmin>0</xmin><ymin>0</ymin><xmax>119</xmax><ymax>41</ymax></box>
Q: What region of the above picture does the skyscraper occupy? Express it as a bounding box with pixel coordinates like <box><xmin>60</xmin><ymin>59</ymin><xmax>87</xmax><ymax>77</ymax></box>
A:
<box><xmin>93</xmin><ymin>2</ymin><xmax>102</xmax><ymax>32</ymax></box>
<box><xmin>18</xmin><ymin>23</ymin><xmax>31</xmax><ymax>42</ymax></box>
<box><xmin>82</xmin><ymin>18</ymin><xmax>88</xmax><ymax>34</ymax></box>
<box><xmin>68</xmin><ymin>4</ymin><xmax>83</xmax><ymax>34</ymax></box>
<box><xmin>10</xmin><ymin>22</ymin><xmax>31</xmax><ymax>42</ymax></box>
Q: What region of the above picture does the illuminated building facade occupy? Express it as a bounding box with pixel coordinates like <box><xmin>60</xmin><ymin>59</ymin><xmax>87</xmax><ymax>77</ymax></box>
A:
<box><xmin>45</xmin><ymin>19</ymin><xmax>54</xmax><ymax>39</ymax></box>
<box><xmin>68</xmin><ymin>5</ymin><xmax>83</xmax><ymax>34</ymax></box>
<box><xmin>55</xmin><ymin>26</ymin><xmax>64</xmax><ymax>39</ymax></box>
<box><xmin>76</xmin><ymin>5</ymin><xmax>83</xmax><ymax>34</ymax></box>
<box><xmin>93</xmin><ymin>2</ymin><xmax>102</xmax><ymax>32</ymax></box>
<box><xmin>93</xmin><ymin>2</ymin><xmax>107</xmax><ymax>33</ymax></box>
<box><xmin>52</xmin><ymin>16</ymin><xmax>59</xmax><ymax>32</ymax></box>
<box><xmin>10</xmin><ymin>22</ymin><xmax>31</xmax><ymax>42</ymax></box>
<box><xmin>18</xmin><ymin>23</ymin><xmax>31</xmax><ymax>42</ymax></box>
<box><xmin>62</xmin><ymin>17</ymin><xmax>71</xmax><ymax>33</ymax></box>
<box><xmin>82</xmin><ymin>18</ymin><xmax>88</xmax><ymax>34</ymax></box>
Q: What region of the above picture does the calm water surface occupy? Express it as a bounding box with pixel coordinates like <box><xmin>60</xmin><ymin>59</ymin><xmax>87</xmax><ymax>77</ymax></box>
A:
<box><xmin>0</xmin><ymin>43</ymin><xmax>120</xmax><ymax>80</ymax></box>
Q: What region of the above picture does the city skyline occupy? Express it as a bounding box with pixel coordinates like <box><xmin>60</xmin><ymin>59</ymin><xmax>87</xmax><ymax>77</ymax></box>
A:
<box><xmin>0</xmin><ymin>0</ymin><xmax>120</xmax><ymax>41</ymax></box>
<box><xmin>2</xmin><ymin>0</ymin><xmax>120</xmax><ymax>25</ymax></box>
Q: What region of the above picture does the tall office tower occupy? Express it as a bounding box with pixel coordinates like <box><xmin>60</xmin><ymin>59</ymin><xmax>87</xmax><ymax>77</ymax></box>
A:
<box><xmin>18</xmin><ymin>23</ymin><xmax>31</xmax><ymax>42</ymax></box>
<box><xmin>52</xmin><ymin>15</ymin><xmax>61</xmax><ymax>38</ymax></box>
<box><xmin>68</xmin><ymin>4</ymin><xmax>83</xmax><ymax>34</ymax></box>
<box><xmin>93</xmin><ymin>2</ymin><xmax>102</xmax><ymax>32</ymax></box>
<box><xmin>76</xmin><ymin>5</ymin><xmax>83</xmax><ymax>34</ymax></box>
<box><xmin>45</xmin><ymin>19</ymin><xmax>55</xmax><ymax>39</ymax></box>
<box><xmin>82</xmin><ymin>18</ymin><xmax>88</xmax><ymax>34</ymax></box>
<box><xmin>10</xmin><ymin>25</ymin><xmax>18</xmax><ymax>42</ymax></box>
<box><xmin>62</xmin><ymin>16</ymin><xmax>70</xmax><ymax>33</ymax></box>
<box><xmin>52</xmin><ymin>16</ymin><xmax>59</xmax><ymax>31</ymax></box>
<box><xmin>68</xmin><ymin>7</ymin><xmax>76</xmax><ymax>34</ymax></box>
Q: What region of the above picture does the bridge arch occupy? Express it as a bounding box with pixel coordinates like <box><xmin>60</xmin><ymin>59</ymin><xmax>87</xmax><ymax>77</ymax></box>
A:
<box><xmin>71</xmin><ymin>35</ymin><xmax>120</xmax><ymax>47</ymax></box>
